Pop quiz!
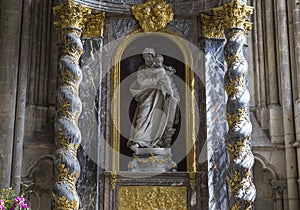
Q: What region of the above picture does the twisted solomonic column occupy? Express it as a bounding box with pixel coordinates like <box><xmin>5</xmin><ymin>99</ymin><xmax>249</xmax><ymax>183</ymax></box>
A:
<box><xmin>214</xmin><ymin>0</ymin><xmax>256</xmax><ymax>209</ymax></box>
<box><xmin>52</xmin><ymin>1</ymin><xmax>91</xmax><ymax>209</ymax></box>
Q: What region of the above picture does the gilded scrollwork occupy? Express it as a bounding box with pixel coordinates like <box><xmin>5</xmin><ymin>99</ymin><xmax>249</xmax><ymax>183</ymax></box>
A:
<box><xmin>131</xmin><ymin>0</ymin><xmax>174</xmax><ymax>32</ymax></box>
<box><xmin>118</xmin><ymin>186</ymin><xmax>187</xmax><ymax>210</ymax></box>
<box><xmin>52</xmin><ymin>1</ymin><xmax>91</xmax><ymax>209</ymax></box>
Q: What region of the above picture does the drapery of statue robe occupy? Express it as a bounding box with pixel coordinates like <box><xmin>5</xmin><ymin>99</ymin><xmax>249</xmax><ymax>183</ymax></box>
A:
<box><xmin>128</xmin><ymin>67</ymin><xmax>179</xmax><ymax>148</ymax></box>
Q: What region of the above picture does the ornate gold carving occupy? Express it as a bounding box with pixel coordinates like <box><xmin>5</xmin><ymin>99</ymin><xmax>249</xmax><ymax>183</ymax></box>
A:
<box><xmin>131</xmin><ymin>0</ymin><xmax>174</xmax><ymax>32</ymax></box>
<box><xmin>226</xmin><ymin>107</ymin><xmax>248</xmax><ymax>128</ymax></box>
<box><xmin>110</xmin><ymin>172</ymin><xmax>117</xmax><ymax>190</ymax></box>
<box><xmin>60</xmin><ymin>68</ymin><xmax>80</xmax><ymax>92</ymax></box>
<box><xmin>243</xmin><ymin>21</ymin><xmax>253</xmax><ymax>37</ymax></box>
<box><xmin>226</xmin><ymin>136</ymin><xmax>251</xmax><ymax>162</ymax></box>
<box><xmin>118</xmin><ymin>186</ymin><xmax>187</xmax><ymax>210</ymax></box>
<box><xmin>200</xmin><ymin>14</ymin><xmax>224</xmax><ymax>39</ymax></box>
<box><xmin>55</xmin><ymin>163</ymin><xmax>79</xmax><ymax>187</ymax></box>
<box><xmin>213</xmin><ymin>0</ymin><xmax>253</xmax><ymax>29</ymax></box>
<box><xmin>53</xmin><ymin>0</ymin><xmax>91</xmax><ymax>30</ymax></box>
<box><xmin>82</xmin><ymin>12</ymin><xmax>106</xmax><ymax>38</ymax></box>
<box><xmin>200</xmin><ymin>0</ymin><xmax>253</xmax><ymax>39</ymax></box>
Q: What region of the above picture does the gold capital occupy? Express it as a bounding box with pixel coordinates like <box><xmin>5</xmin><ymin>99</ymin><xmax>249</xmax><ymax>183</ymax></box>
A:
<box><xmin>82</xmin><ymin>12</ymin><xmax>106</xmax><ymax>38</ymax></box>
<box><xmin>132</xmin><ymin>0</ymin><xmax>174</xmax><ymax>32</ymax></box>
<box><xmin>201</xmin><ymin>0</ymin><xmax>253</xmax><ymax>39</ymax></box>
<box><xmin>53</xmin><ymin>0</ymin><xmax>91</xmax><ymax>31</ymax></box>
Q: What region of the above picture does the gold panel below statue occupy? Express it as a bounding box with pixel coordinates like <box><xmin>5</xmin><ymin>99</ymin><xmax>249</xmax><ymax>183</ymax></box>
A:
<box><xmin>118</xmin><ymin>186</ymin><xmax>187</xmax><ymax>210</ymax></box>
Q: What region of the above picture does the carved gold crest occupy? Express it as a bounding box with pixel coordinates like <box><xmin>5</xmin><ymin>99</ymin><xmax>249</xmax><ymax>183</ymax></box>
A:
<box><xmin>132</xmin><ymin>0</ymin><xmax>174</xmax><ymax>32</ymax></box>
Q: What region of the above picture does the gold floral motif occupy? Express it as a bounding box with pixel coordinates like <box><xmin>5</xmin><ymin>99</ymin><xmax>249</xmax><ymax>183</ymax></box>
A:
<box><xmin>63</xmin><ymin>34</ymin><xmax>83</xmax><ymax>63</ymax></box>
<box><xmin>224</xmin><ymin>74</ymin><xmax>246</xmax><ymax>98</ymax></box>
<box><xmin>60</xmin><ymin>69</ymin><xmax>79</xmax><ymax>92</ymax></box>
<box><xmin>82</xmin><ymin>12</ymin><xmax>106</xmax><ymax>38</ymax></box>
<box><xmin>226</xmin><ymin>136</ymin><xmax>251</xmax><ymax>162</ymax></box>
<box><xmin>55</xmin><ymin>130</ymin><xmax>78</xmax><ymax>154</ymax></box>
<box><xmin>55</xmin><ymin>163</ymin><xmax>79</xmax><ymax>187</ymax></box>
<box><xmin>132</xmin><ymin>0</ymin><xmax>174</xmax><ymax>32</ymax></box>
<box><xmin>232</xmin><ymin>203</ymin><xmax>242</xmax><ymax>210</ymax></box>
<box><xmin>52</xmin><ymin>194</ymin><xmax>78</xmax><ymax>210</ymax></box>
<box><xmin>53</xmin><ymin>0</ymin><xmax>91</xmax><ymax>30</ymax></box>
<box><xmin>118</xmin><ymin>186</ymin><xmax>187</xmax><ymax>210</ymax></box>
<box><xmin>226</xmin><ymin>106</ymin><xmax>248</xmax><ymax>128</ymax></box>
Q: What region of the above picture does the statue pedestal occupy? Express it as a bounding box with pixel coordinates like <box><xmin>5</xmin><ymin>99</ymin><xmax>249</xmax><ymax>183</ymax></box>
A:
<box><xmin>128</xmin><ymin>148</ymin><xmax>177</xmax><ymax>172</ymax></box>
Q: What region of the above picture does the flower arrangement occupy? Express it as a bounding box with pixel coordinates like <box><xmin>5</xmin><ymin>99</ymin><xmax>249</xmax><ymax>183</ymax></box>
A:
<box><xmin>0</xmin><ymin>187</ymin><xmax>30</xmax><ymax>210</ymax></box>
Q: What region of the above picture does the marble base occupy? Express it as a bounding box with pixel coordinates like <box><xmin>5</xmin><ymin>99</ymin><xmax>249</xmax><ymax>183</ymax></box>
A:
<box><xmin>128</xmin><ymin>148</ymin><xmax>177</xmax><ymax>172</ymax></box>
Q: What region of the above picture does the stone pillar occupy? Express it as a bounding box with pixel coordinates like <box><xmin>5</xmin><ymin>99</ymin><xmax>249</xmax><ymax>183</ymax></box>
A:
<box><xmin>271</xmin><ymin>180</ymin><xmax>286</xmax><ymax>210</ymax></box>
<box><xmin>256</xmin><ymin>0</ymin><xmax>268</xmax><ymax>130</ymax></box>
<box><xmin>52</xmin><ymin>0</ymin><xmax>91</xmax><ymax>209</ymax></box>
<box><xmin>293</xmin><ymin>0</ymin><xmax>300</xmax><ymax>145</ymax></box>
<box><xmin>0</xmin><ymin>0</ymin><xmax>23</xmax><ymax>189</ymax></box>
<box><xmin>262</xmin><ymin>0</ymin><xmax>284</xmax><ymax>144</ymax></box>
<box><xmin>276</xmin><ymin>0</ymin><xmax>300</xmax><ymax>209</ymax></box>
<box><xmin>11</xmin><ymin>0</ymin><xmax>32</xmax><ymax>193</ymax></box>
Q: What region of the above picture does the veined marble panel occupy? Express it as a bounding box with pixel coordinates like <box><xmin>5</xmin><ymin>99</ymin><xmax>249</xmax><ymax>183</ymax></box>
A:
<box><xmin>204</xmin><ymin>39</ymin><xmax>229</xmax><ymax>209</ymax></box>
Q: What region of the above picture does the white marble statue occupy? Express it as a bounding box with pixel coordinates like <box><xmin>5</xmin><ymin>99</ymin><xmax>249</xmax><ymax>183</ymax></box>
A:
<box><xmin>128</xmin><ymin>48</ymin><xmax>180</xmax><ymax>152</ymax></box>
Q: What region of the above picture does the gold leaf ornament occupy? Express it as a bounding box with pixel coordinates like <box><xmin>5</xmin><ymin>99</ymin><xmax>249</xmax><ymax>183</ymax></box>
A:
<box><xmin>132</xmin><ymin>0</ymin><xmax>174</xmax><ymax>32</ymax></box>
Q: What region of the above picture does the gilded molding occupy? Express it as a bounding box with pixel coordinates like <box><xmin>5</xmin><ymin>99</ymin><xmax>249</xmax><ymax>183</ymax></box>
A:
<box><xmin>131</xmin><ymin>0</ymin><xmax>174</xmax><ymax>32</ymax></box>
<box><xmin>82</xmin><ymin>12</ymin><xmax>106</xmax><ymax>38</ymax></box>
<box><xmin>118</xmin><ymin>186</ymin><xmax>187</xmax><ymax>210</ymax></box>
<box><xmin>200</xmin><ymin>0</ymin><xmax>253</xmax><ymax>39</ymax></box>
<box><xmin>111</xmin><ymin>172</ymin><xmax>117</xmax><ymax>190</ymax></box>
<box><xmin>52</xmin><ymin>1</ymin><xmax>91</xmax><ymax>209</ymax></box>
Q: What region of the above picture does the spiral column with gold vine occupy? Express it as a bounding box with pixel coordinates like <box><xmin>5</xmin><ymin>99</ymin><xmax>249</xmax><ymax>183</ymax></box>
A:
<box><xmin>202</xmin><ymin>0</ymin><xmax>255</xmax><ymax>209</ymax></box>
<box><xmin>52</xmin><ymin>0</ymin><xmax>91</xmax><ymax>209</ymax></box>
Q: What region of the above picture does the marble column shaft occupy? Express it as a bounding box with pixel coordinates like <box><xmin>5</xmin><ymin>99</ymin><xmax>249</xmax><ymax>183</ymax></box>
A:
<box><xmin>222</xmin><ymin>1</ymin><xmax>256</xmax><ymax>209</ymax></box>
<box><xmin>52</xmin><ymin>1</ymin><xmax>91</xmax><ymax>209</ymax></box>
<box><xmin>0</xmin><ymin>0</ymin><xmax>23</xmax><ymax>189</ymax></box>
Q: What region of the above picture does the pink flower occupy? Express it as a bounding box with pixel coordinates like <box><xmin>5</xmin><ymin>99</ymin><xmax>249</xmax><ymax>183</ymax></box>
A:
<box><xmin>0</xmin><ymin>200</ymin><xmax>4</xmax><ymax>210</ymax></box>
<box><xmin>13</xmin><ymin>197</ymin><xmax>29</xmax><ymax>209</ymax></box>
<box><xmin>15</xmin><ymin>197</ymin><xmax>25</xmax><ymax>204</ymax></box>
<box><xmin>20</xmin><ymin>203</ymin><xmax>29</xmax><ymax>208</ymax></box>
